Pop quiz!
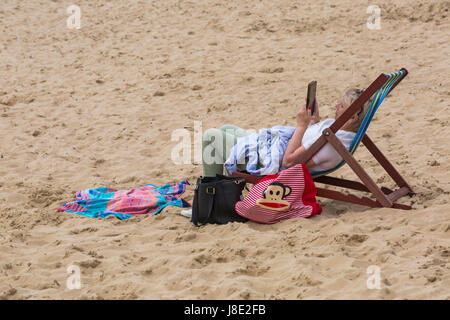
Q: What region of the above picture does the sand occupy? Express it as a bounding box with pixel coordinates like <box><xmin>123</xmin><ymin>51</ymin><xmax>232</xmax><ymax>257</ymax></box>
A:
<box><xmin>0</xmin><ymin>0</ymin><xmax>449</xmax><ymax>300</ymax></box>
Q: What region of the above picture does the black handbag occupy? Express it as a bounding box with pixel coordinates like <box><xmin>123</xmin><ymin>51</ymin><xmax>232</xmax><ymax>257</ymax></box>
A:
<box><xmin>191</xmin><ymin>174</ymin><xmax>248</xmax><ymax>226</ymax></box>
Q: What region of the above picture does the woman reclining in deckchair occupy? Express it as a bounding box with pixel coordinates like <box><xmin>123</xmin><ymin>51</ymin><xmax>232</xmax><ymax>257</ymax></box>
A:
<box><xmin>202</xmin><ymin>88</ymin><xmax>373</xmax><ymax>177</ymax></box>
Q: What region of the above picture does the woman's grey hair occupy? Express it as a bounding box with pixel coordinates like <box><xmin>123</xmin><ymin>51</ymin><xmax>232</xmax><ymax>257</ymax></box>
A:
<box><xmin>343</xmin><ymin>88</ymin><xmax>374</xmax><ymax>126</ymax></box>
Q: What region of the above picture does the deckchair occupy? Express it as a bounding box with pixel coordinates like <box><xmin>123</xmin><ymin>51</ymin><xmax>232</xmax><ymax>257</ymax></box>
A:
<box><xmin>232</xmin><ymin>68</ymin><xmax>414</xmax><ymax>210</ymax></box>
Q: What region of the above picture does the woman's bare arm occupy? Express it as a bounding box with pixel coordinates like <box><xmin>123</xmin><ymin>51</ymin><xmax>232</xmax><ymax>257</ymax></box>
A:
<box><xmin>282</xmin><ymin>144</ymin><xmax>317</xmax><ymax>168</ymax></box>
<box><xmin>282</xmin><ymin>104</ymin><xmax>317</xmax><ymax>168</ymax></box>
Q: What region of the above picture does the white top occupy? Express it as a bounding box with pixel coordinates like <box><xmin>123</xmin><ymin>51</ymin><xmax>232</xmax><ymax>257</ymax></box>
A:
<box><xmin>301</xmin><ymin>118</ymin><xmax>356</xmax><ymax>173</ymax></box>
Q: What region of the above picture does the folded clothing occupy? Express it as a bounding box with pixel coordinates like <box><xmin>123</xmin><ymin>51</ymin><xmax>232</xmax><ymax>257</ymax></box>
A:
<box><xmin>58</xmin><ymin>180</ymin><xmax>191</xmax><ymax>220</ymax></box>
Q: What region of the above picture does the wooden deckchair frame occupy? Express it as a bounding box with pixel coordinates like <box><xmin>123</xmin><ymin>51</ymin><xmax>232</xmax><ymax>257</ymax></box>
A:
<box><xmin>232</xmin><ymin>68</ymin><xmax>414</xmax><ymax>210</ymax></box>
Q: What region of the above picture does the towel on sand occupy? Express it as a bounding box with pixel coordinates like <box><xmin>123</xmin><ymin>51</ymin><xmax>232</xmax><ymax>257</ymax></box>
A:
<box><xmin>58</xmin><ymin>180</ymin><xmax>191</xmax><ymax>220</ymax></box>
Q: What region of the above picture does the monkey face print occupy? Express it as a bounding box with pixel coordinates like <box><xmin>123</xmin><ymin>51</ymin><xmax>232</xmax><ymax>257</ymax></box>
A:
<box><xmin>256</xmin><ymin>182</ymin><xmax>291</xmax><ymax>211</ymax></box>
<box><xmin>235</xmin><ymin>163</ymin><xmax>322</xmax><ymax>224</ymax></box>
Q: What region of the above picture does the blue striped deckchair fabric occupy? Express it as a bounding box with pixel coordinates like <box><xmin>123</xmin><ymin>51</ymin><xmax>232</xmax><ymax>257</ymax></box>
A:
<box><xmin>310</xmin><ymin>70</ymin><xmax>406</xmax><ymax>179</ymax></box>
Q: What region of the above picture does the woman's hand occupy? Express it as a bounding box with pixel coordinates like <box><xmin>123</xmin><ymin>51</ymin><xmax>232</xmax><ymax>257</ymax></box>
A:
<box><xmin>296</xmin><ymin>104</ymin><xmax>312</xmax><ymax>129</ymax></box>
<box><xmin>309</xmin><ymin>99</ymin><xmax>320</xmax><ymax>125</ymax></box>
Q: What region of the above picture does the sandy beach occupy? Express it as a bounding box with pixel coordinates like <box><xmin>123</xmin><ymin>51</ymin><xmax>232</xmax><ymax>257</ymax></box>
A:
<box><xmin>0</xmin><ymin>0</ymin><xmax>449</xmax><ymax>299</ymax></box>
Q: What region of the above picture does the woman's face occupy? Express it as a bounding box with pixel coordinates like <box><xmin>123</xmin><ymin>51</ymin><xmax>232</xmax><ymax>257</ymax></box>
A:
<box><xmin>334</xmin><ymin>97</ymin><xmax>349</xmax><ymax>119</ymax></box>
